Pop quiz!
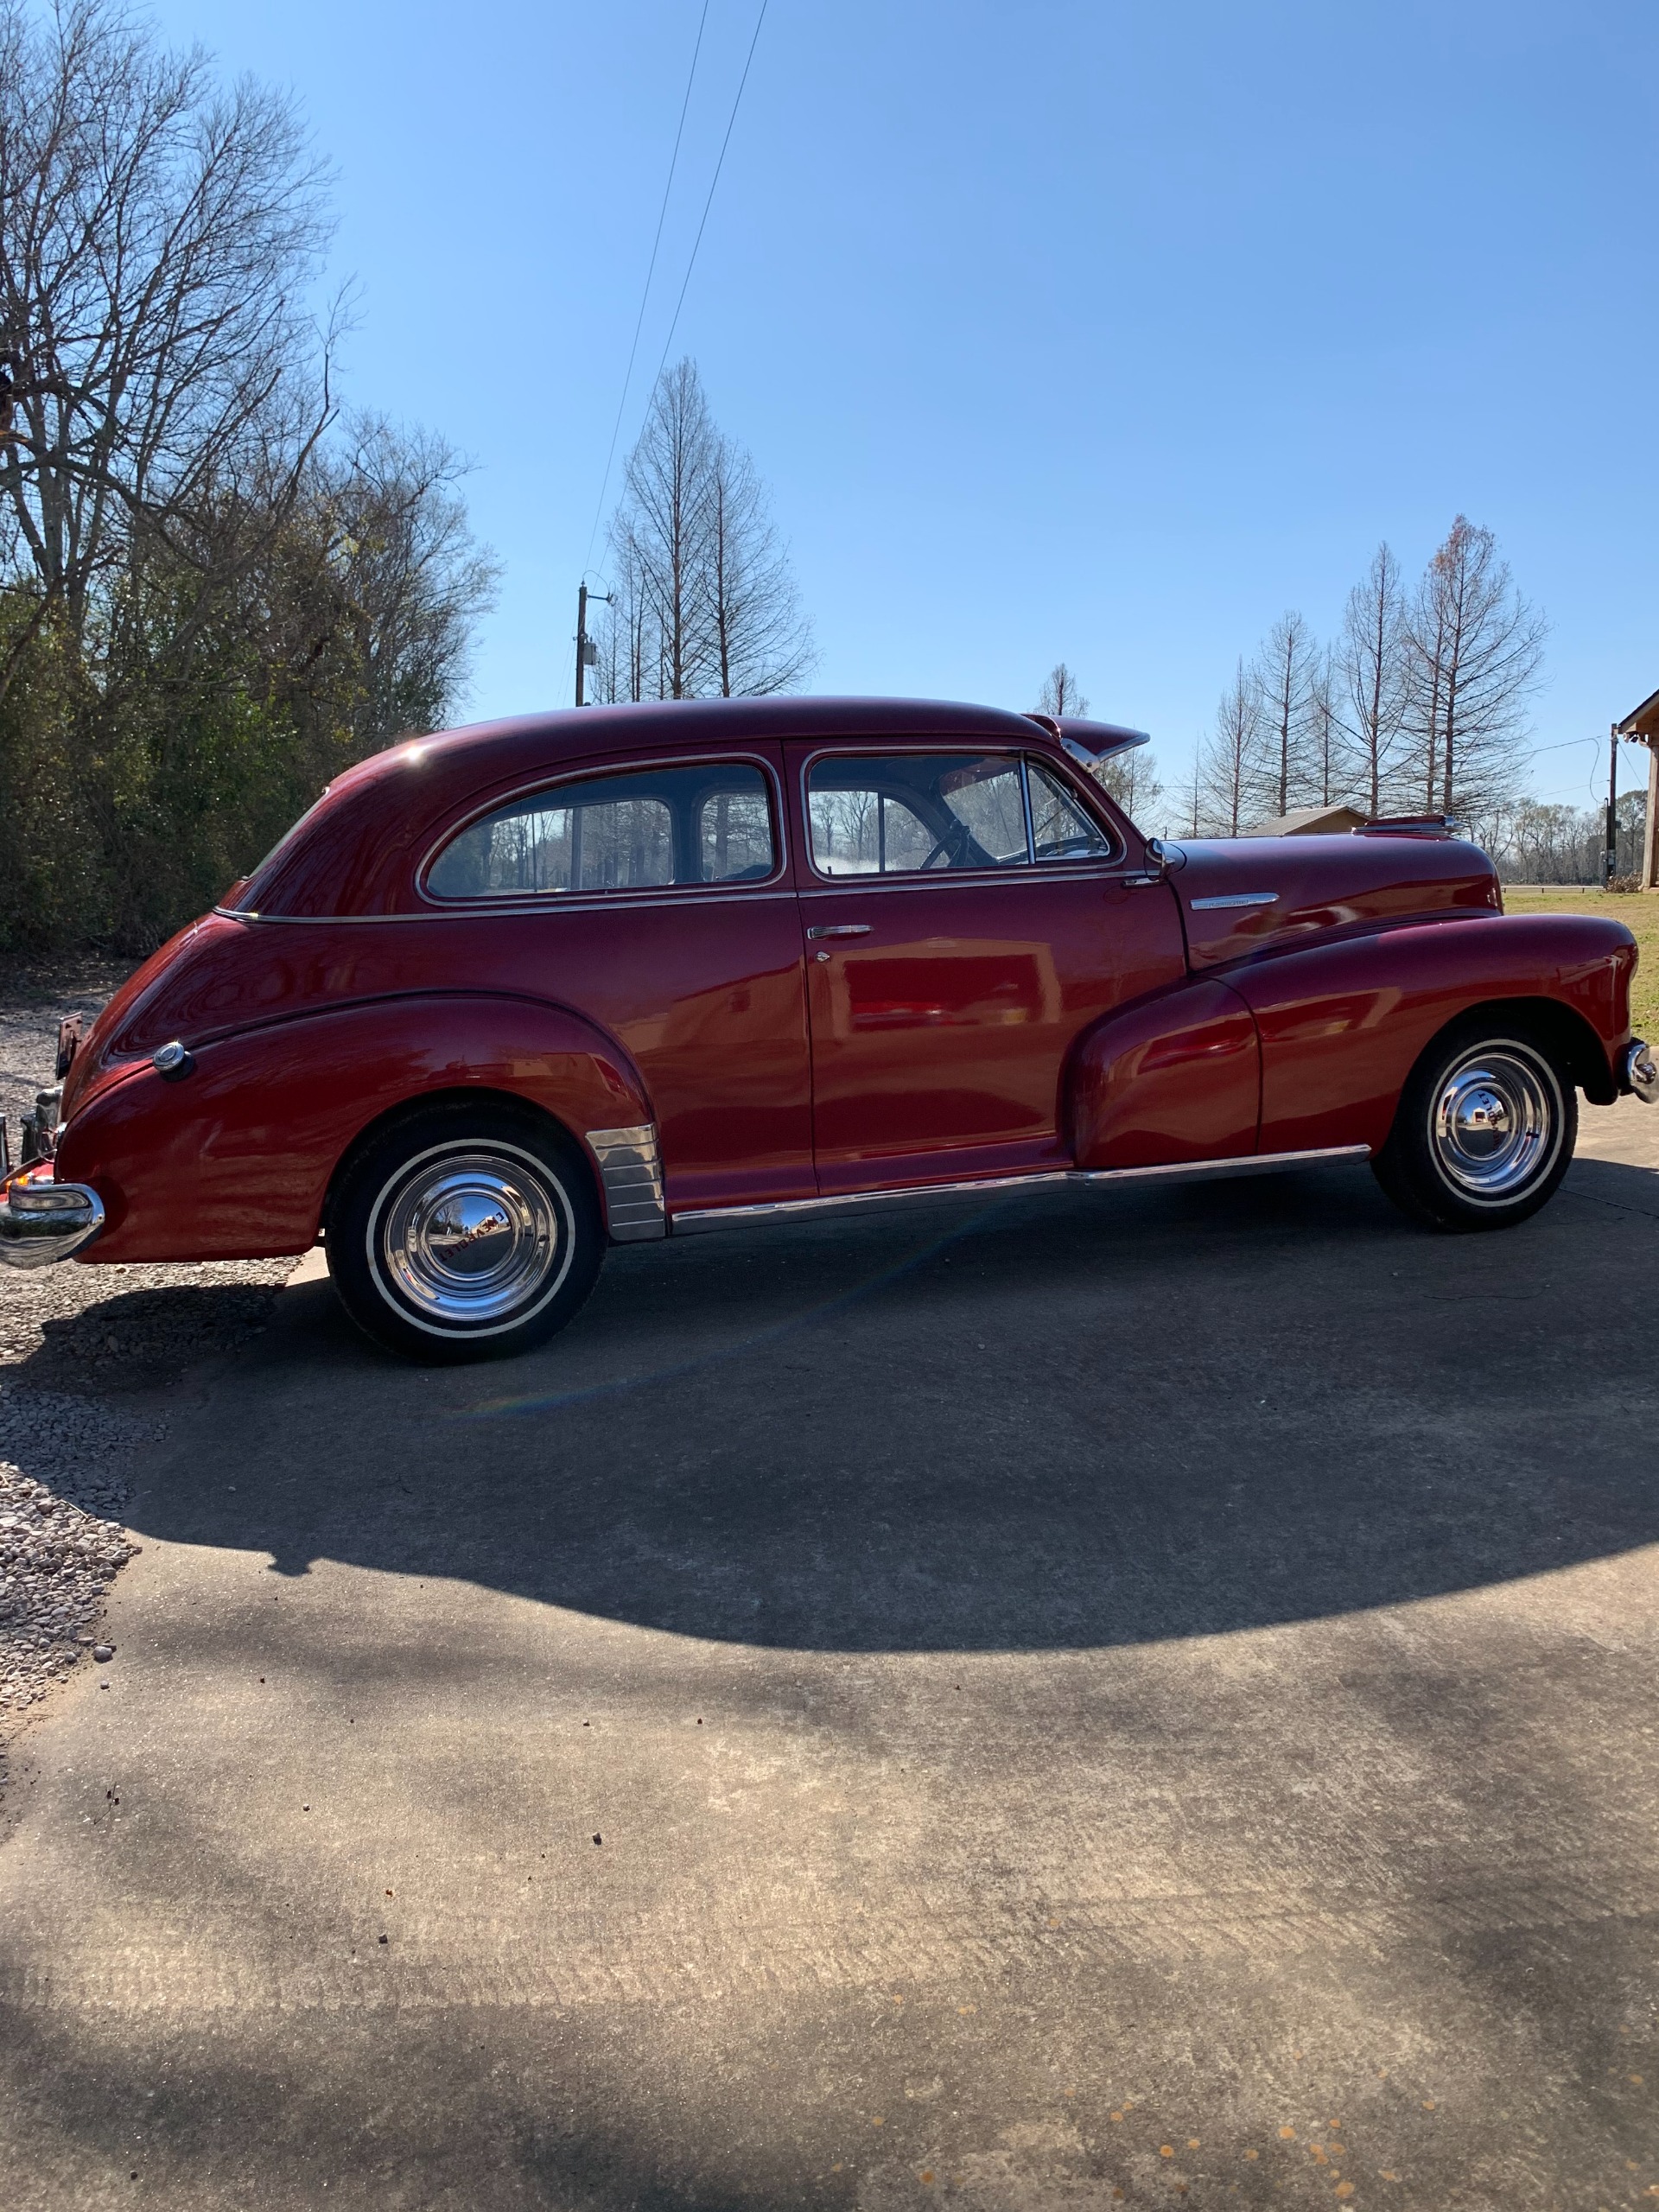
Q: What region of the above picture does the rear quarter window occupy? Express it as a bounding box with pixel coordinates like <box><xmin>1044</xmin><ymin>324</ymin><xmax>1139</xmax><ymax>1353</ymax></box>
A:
<box><xmin>427</xmin><ymin>761</ymin><xmax>778</xmax><ymax>899</ymax></box>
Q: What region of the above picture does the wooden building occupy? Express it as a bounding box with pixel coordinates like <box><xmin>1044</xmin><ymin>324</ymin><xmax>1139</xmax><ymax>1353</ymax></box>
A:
<box><xmin>1243</xmin><ymin>803</ymin><xmax>1369</xmax><ymax>838</ymax></box>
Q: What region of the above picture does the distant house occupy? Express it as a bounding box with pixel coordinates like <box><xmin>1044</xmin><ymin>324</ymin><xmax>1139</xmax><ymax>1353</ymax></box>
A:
<box><xmin>1614</xmin><ymin>688</ymin><xmax>1659</xmax><ymax>889</ymax></box>
<box><xmin>1243</xmin><ymin>803</ymin><xmax>1368</xmax><ymax>838</ymax></box>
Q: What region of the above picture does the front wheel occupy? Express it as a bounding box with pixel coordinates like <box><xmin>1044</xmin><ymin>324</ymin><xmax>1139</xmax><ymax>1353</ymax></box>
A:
<box><xmin>327</xmin><ymin>1103</ymin><xmax>604</xmax><ymax>1362</ymax></box>
<box><xmin>1372</xmin><ymin>1024</ymin><xmax>1576</xmax><ymax>1232</ymax></box>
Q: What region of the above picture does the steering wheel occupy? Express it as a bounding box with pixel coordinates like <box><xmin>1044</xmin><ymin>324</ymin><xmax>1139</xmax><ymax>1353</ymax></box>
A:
<box><xmin>920</xmin><ymin>822</ymin><xmax>973</xmax><ymax>872</ymax></box>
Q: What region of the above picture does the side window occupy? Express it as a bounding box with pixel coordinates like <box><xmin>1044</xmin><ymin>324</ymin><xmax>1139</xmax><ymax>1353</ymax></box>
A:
<box><xmin>1028</xmin><ymin>761</ymin><xmax>1115</xmax><ymax>862</ymax></box>
<box><xmin>427</xmin><ymin>762</ymin><xmax>776</xmax><ymax>899</ymax></box>
<box><xmin>808</xmin><ymin>755</ymin><xmax>1030</xmax><ymax>876</ymax></box>
<box><xmin>696</xmin><ymin>785</ymin><xmax>774</xmax><ymax>883</ymax></box>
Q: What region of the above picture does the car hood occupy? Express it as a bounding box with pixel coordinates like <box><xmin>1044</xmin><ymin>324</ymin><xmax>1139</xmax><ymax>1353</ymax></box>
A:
<box><xmin>1168</xmin><ymin>831</ymin><xmax>1501</xmax><ymax>969</ymax></box>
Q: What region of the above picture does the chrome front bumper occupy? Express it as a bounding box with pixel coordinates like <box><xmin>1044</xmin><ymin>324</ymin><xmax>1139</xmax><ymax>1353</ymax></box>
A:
<box><xmin>0</xmin><ymin>1174</ymin><xmax>105</xmax><ymax>1270</ymax></box>
<box><xmin>1627</xmin><ymin>1038</ymin><xmax>1659</xmax><ymax>1104</ymax></box>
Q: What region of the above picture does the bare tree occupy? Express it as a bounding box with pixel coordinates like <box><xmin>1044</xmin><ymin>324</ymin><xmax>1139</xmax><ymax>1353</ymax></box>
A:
<box><xmin>1035</xmin><ymin>663</ymin><xmax>1089</xmax><ymax>718</ymax></box>
<box><xmin>1406</xmin><ymin>516</ymin><xmax>1544</xmax><ymax>818</ymax></box>
<box><xmin>591</xmin><ymin>529</ymin><xmax>652</xmax><ymax>706</ymax></box>
<box><xmin>0</xmin><ymin>3</ymin><xmax>500</xmax><ymax>955</ymax></box>
<box><xmin>1180</xmin><ymin>754</ymin><xmax>1202</xmax><ymax>837</ymax></box>
<box><xmin>612</xmin><ymin>359</ymin><xmax>713</xmax><ymax>700</ymax></box>
<box><xmin>0</xmin><ymin>0</ymin><xmax>337</xmax><ymax>695</ymax></box>
<box><xmin>1305</xmin><ymin>647</ymin><xmax>1342</xmax><ymax>806</ymax></box>
<box><xmin>310</xmin><ymin>415</ymin><xmax>499</xmax><ymax>743</ymax></box>
<box><xmin>1403</xmin><ymin>557</ymin><xmax>1449</xmax><ymax>814</ymax></box>
<box><xmin>1096</xmin><ymin>742</ymin><xmax>1163</xmax><ymax>824</ymax></box>
<box><xmin>1253</xmin><ymin>610</ymin><xmax>1317</xmax><ymax>818</ymax></box>
<box><xmin>1481</xmin><ymin>791</ymin><xmax>1643</xmax><ymax>885</ymax></box>
<box><xmin>1338</xmin><ymin>543</ymin><xmax>1409</xmax><ymax>817</ymax></box>
<box><xmin>1031</xmin><ymin>662</ymin><xmax>1163</xmax><ymax>822</ymax></box>
<box><xmin>705</xmin><ymin>429</ymin><xmax>814</xmax><ymax>696</ymax></box>
<box><xmin>1198</xmin><ymin>659</ymin><xmax>1265</xmax><ymax>836</ymax></box>
<box><xmin>604</xmin><ymin>357</ymin><xmax>813</xmax><ymax>702</ymax></box>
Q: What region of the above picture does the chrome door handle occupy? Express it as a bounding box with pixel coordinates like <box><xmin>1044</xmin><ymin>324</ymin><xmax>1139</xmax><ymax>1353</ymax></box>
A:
<box><xmin>806</xmin><ymin>923</ymin><xmax>872</xmax><ymax>938</ymax></box>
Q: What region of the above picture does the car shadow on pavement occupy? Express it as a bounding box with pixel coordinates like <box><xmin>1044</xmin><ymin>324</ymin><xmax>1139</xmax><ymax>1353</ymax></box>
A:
<box><xmin>22</xmin><ymin>1151</ymin><xmax>1657</xmax><ymax>1656</ymax></box>
<box><xmin>3</xmin><ymin>1154</ymin><xmax>1659</xmax><ymax>2210</ymax></box>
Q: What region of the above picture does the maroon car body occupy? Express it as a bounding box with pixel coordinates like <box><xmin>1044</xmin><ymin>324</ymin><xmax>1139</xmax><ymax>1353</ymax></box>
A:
<box><xmin>2</xmin><ymin>696</ymin><xmax>1650</xmax><ymax>1359</ymax></box>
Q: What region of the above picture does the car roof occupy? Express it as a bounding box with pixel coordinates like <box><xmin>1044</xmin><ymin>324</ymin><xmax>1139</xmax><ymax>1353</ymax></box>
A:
<box><xmin>408</xmin><ymin>694</ymin><xmax>1047</xmax><ymax>766</ymax></box>
<box><xmin>234</xmin><ymin>696</ymin><xmax>1068</xmax><ymax>918</ymax></box>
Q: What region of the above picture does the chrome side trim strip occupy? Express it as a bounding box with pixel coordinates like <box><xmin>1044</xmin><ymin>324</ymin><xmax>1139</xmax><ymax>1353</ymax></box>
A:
<box><xmin>1190</xmin><ymin>892</ymin><xmax>1279</xmax><ymax>910</ymax></box>
<box><xmin>587</xmin><ymin>1123</ymin><xmax>667</xmax><ymax>1243</ymax></box>
<box><xmin>669</xmin><ymin>1145</ymin><xmax>1370</xmax><ymax>1235</ymax></box>
<box><xmin>1072</xmin><ymin>1144</ymin><xmax>1370</xmax><ymax>1186</ymax></box>
<box><xmin>671</xmin><ymin>1172</ymin><xmax>1073</xmax><ymax>1235</ymax></box>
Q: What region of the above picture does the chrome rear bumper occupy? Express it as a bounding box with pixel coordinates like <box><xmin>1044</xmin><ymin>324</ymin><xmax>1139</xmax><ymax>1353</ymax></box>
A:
<box><xmin>0</xmin><ymin>1177</ymin><xmax>106</xmax><ymax>1270</ymax></box>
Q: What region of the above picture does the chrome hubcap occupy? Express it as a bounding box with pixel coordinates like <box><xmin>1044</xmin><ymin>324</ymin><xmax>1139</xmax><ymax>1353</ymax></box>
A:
<box><xmin>376</xmin><ymin>1148</ymin><xmax>566</xmax><ymax>1326</ymax></box>
<box><xmin>1432</xmin><ymin>1048</ymin><xmax>1560</xmax><ymax>1199</ymax></box>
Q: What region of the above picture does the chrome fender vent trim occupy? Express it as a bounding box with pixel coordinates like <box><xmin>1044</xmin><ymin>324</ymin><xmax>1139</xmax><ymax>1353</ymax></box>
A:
<box><xmin>587</xmin><ymin>1123</ymin><xmax>667</xmax><ymax>1243</ymax></box>
<box><xmin>1190</xmin><ymin>892</ymin><xmax>1279</xmax><ymax>910</ymax></box>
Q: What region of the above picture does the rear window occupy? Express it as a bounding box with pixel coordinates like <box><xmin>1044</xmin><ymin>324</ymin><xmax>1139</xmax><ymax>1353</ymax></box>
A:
<box><xmin>427</xmin><ymin>762</ymin><xmax>777</xmax><ymax>899</ymax></box>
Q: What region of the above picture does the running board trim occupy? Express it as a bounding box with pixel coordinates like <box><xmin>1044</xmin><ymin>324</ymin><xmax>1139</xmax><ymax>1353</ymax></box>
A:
<box><xmin>667</xmin><ymin>1145</ymin><xmax>1372</xmax><ymax>1236</ymax></box>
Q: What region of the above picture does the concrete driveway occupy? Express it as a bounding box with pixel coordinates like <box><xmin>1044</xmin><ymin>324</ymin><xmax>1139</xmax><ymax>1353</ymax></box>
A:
<box><xmin>3</xmin><ymin>1106</ymin><xmax>1658</xmax><ymax>2210</ymax></box>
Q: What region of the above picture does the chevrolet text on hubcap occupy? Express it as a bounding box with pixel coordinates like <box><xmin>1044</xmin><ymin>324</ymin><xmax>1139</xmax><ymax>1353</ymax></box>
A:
<box><xmin>1431</xmin><ymin>1046</ymin><xmax>1560</xmax><ymax>1202</ymax></box>
<box><xmin>375</xmin><ymin>1147</ymin><xmax>568</xmax><ymax>1328</ymax></box>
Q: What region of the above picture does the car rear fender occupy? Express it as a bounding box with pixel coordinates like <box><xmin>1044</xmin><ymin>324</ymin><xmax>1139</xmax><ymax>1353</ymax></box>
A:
<box><xmin>52</xmin><ymin>993</ymin><xmax>654</xmax><ymax>1263</ymax></box>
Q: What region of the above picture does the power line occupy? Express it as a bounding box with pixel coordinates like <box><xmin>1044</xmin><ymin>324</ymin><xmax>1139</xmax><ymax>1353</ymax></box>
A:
<box><xmin>579</xmin><ymin>0</ymin><xmax>712</xmax><ymax>585</ymax></box>
<box><xmin>650</xmin><ymin>0</ymin><xmax>772</xmax><ymax>389</ymax></box>
<box><xmin>565</xmin><ymin>0</ymin><xmax>772</xmax><ymax>708</ymax></box>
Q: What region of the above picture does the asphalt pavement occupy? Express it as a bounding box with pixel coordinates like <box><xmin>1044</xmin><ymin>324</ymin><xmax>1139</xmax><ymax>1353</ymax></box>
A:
<box><xmin>3</xmin><ymin>1104</ymin><xmax>1658</xmax><ymax>2209</ymax></box>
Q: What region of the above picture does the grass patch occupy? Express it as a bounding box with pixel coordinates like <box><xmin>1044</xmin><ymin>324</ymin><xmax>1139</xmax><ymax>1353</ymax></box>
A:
<box><xmin>1503</xmin><ymin>886</ymin><xmax>1659</xmax><ymax>1036</ymax></box>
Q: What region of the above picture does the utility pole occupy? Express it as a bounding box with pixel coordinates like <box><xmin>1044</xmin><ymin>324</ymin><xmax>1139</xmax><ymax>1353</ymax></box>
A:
<box><xmin>575</xmin><ymin>583</ymin><xmax>592</xmax><ymax>707</ymax></box>
<box><xmin>1605</xmin><ymin>721</ymin><xmax>1619</xmax><ymax>887</ymax></box>
<box><xmin>574</xmin><ymin>583</ymin><xmax>611</xmax><ymax>707</ymax></box>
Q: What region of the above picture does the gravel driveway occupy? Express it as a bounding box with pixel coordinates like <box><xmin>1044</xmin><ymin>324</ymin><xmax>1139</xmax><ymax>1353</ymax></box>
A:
<box><xmin>0</xmin><ymin>969</ymin><xmax>289</xmax><ymax>1755</ymax></box>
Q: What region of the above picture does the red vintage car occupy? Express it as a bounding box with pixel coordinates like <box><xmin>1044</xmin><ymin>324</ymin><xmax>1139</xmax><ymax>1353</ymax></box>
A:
<box><xmin>2</xmin><ymin>697</ymin><xmax>1654</xmax><ymax>1359</ymax></box>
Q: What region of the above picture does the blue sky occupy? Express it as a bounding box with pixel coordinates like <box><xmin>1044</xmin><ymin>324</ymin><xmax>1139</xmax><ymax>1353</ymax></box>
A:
<box><xmin>146</xmin><ymin>0</ymin><xmax>1657</xmax><ymax>823</ymax></box>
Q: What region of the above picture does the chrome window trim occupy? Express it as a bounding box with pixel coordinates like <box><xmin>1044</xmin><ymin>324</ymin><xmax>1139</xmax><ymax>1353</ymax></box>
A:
<box><xmin>217</xmin><ymin>888</ymin><xmax>804</xmax><ymax>925</ymax></box>
<box><xmin>414</xmin><ymin>748</ymin><xmax>789</xmax><ymax>909</ymax></box>
<box><xmin>796</xmin><ymin>743</ymin><xmax>1125</xmax><ymax>886</ymax></box>
<box><xmin>790</xmin><ymin>867</ymin><xmax>1135</xmax><ymax>903</ymax></box>
<box><xmin>1025</xmin><ymin>754</ymin><xmax>1121</xmax><ymax>865</ymax></box>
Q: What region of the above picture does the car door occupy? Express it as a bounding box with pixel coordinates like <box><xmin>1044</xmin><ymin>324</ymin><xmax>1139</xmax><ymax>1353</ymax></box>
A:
<box><xmin>423</xmin><ymin>747</ymin><xmax>813</xmax><ymax>1211</ymax></box>
<box><xmin>788</xmin><ymin>742</ymin><xmax>1188</xmax><ymax>1192</ymax></box>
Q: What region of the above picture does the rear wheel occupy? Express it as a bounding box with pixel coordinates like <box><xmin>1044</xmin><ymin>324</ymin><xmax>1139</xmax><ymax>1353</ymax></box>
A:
<box><xmin>327</xmin><ymin>1103</ymin><xmax>603</xmax><ymax>1362</ymax></box>
<box><xmin>1372</xmin><ymin>1021</ymin><xmax>1576</xmax><ymax>1232</ymax></box>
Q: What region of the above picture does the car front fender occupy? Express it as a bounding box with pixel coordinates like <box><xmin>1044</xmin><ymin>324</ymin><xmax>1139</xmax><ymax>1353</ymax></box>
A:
<box><xmin>1227</xmin><ymin>912</ymin><xmax>1636</xmax><ymax>1155</ymax></box>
